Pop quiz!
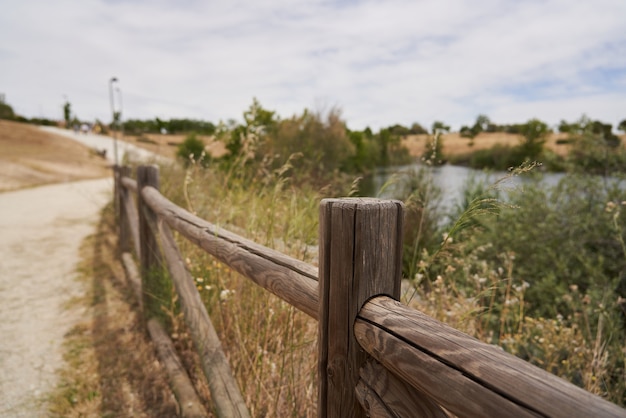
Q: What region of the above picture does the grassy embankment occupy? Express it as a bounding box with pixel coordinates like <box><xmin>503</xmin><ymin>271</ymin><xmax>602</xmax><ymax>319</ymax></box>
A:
<box><xmin>144</xmin><ymin>149</ymin><xmax>626</xmax><ymax>413</ymax></box>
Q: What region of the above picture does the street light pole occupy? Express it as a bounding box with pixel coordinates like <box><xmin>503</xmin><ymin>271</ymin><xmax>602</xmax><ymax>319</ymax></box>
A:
<box><xmin>109</xmin><ymin>77</ymin><xmax>119</xmax><ymax>165</ymax></box>
<box><xmin>116</xmin><ymin>87</ymin><xmax>123</xmax><ymax>139</ymax></box>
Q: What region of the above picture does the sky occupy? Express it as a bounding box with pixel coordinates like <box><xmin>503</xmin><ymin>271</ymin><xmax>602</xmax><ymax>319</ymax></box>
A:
<box><xmin>1</xmin><ymin>0</ymin><xmax>625</xmax><ymax>132</ymax></box>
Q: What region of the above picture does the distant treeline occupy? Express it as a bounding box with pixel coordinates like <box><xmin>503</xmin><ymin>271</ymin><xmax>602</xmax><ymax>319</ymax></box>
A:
<box><xmin>122</xmin><ymin>118</ymin><xmax>217</xmax><ymax>135</ymax></box>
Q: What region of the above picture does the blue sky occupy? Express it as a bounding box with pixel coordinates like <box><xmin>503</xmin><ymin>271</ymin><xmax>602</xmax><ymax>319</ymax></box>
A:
<box><xmin>1</xmin><ymin>0</ymin><xmax>625</xmax><ymax>131</ymax></box>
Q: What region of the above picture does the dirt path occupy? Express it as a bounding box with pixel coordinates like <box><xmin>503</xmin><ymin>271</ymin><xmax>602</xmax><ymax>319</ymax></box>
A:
<box><xmin>0</xmin><ymin>178</ymin><xmax>112</xmax><ymax>417</ymax></box>
<box><xmin>39</xmin><ymin>126</ymin><xmax>167</xmax><ymax>165</ymax></box>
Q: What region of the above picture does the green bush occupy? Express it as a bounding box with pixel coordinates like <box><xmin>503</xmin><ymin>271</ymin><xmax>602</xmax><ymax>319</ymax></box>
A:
<box><xmin>0</xmin><ymin>101</ymin><xmax>15</xmax><ymax>120</ymax></box>
<box><xmin>176</xmin><ymin>133</ymin><xmax>208</xmax><ymax>167</ymax></box>
<box><xmin>404</xmin><ymin>171</ymin><xmax>626</xmax><ymax>403</ymax></box>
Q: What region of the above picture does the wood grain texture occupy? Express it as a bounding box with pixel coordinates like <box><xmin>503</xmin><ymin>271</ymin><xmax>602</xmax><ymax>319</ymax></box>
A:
<box><xmin>113</xmin><ymin>165</ymin><xmax>121</xmax><ymax>220</ymax></box>
<box><xmin>159</xmin><ymin>221</ymin><xmax>250</xmax><ymax>418</ymax></box>
<box><xmin>355</xmin><ymin>381</ymin><xmax>395</xmax><ymax>418</ymax></box>
<box><xmin>122</xmin><ymin>191</ymin><xmax>141</xmax><ymax>258</ymax></box>
<box><xmin>137</xmin><ymin>165</ymin><xmax>165</xmax><ymax>320</ymax></box>
<box><xmin>356</xmin><ymin>296</ymin><xmax>626</xmax><ymax>418</ymax></box>
<box><xmin>118</xmin><ymin>166</ymin><xmax>132</xmax><ymax>253</ymax></box>
<box><xmin>120</xmin><ymin>172</ymin><xmax>140</xmax><ymax>257</ymax></box>
<box><xmin>318</xmin><ymin>198</ymin><xmax>403</xmax><ymax>418</ymax></box>
<box><xmin>121</xmin><ymin>252</ymin><xmax>143</xmax><ymax>312</ymax></box>
<box><xmin>147</xmin><ymin>318</ymin><xmax>209</xmax><ymax>418</ymax></box>
<box><xmin>121</xmin><ymin>175</ymin><xmax>137</xmax><ymax>192</ymax></box>
<box><xmin>141</xmin><ymin>185</ymin><xmax>319</xmax><ymax>319</ymax></box>
<box><xmin>357</xmin><ymin>360</ymin><xmax>450</xmax><ymax>418</ymax></box>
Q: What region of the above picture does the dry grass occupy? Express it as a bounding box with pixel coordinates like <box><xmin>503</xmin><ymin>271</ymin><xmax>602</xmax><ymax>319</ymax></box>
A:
<box><xmin>118</xmin><ymin>132</ymin><xmax>227</xmax><ymax>160</ymax></box>
<box><xmin>401</xmin><ymin>131</ymin><xmax>626</xmax><ymax>158</ymax></box>
<box><xmin>0</xmin><ymin>120</ymin><xmax>110</xmax><ymax>192</ymax></box>
<box><xmin>48</xmin><ymin>205</ymin><xmax>180</xmax><ymax>417</ymax></box>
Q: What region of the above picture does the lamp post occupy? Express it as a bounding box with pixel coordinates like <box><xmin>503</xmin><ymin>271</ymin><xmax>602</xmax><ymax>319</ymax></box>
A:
<box><xmin>116</xmin><ymin>86</ymin><xmax>124</xmax><ymax>140</ymax></box>
<box><xmin>109</xmin><ymin>77</ymin><xmax>119</xmax><ymax>165</ymax></box>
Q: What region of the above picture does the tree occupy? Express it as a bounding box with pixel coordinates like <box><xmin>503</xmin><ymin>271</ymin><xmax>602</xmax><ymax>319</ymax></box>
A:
<box><xmin>431</xmin><ymin>121</ymin><xmax>450</xmax><ymax>135</ymax></box>
<box><xmin>409</xmin><ymin>122</ymin><xmax>428</xmax><ymax>135</ymax></box>
<box><xmin>63</xmin><ymin>101</ymin><xmax>71</xmax><ymax>127</ymax></box>
<box><xmin>387</xmin><ymin>124</ymin><xmax>410</xmax><ymax>136</ymax></box>
<box><xmin>220</xmin><ymin>98</ymin><xmax>279</xmax><ymax>164</ymax></box>
<box><xmin>459</xmin><ymin>125</ymin><xmax>473</xmax><ymax>138</ymax></box>
<box><xmin>517</xmin><ymin>118</ymin><xmax>549</xmax><ymax>160</ymax></box>
<box><xmin>474</xmin><ymin>114</ymin><xmax>491</xmax><ymax>132</ymax></box>
<box><xmin>0</xmin><ymin>101</ymin><xmax>15</xmax><ymax>120</ymax></box>
<box><xmin>618</xmin><ymin>119</ymin><xmax>626</xmax><ymax>133</ymax></box>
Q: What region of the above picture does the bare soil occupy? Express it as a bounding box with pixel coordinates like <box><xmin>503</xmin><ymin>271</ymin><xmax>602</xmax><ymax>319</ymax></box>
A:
<box><xmin>0</xmin><ymin>121</ymin><xmax>179</xmax><ymax>417</ymax></box>
<box><xmin>0</xmin><ymin>120</ymin><xmax>110</xmax><ymax>192</ymax></box>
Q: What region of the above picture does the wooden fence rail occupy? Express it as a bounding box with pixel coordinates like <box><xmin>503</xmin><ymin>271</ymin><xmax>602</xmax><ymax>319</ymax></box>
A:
<box><xmin>114</xmin><ymin>165</ymin><xmax>625</xmax><ymax>418</ymax></box>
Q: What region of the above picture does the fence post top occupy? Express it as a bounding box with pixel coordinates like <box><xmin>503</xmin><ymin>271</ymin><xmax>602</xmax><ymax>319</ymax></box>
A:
<box><xmin>320</xmin><ymin>197</ymin><xmax>404</xmax><ymax>209</ymax></box>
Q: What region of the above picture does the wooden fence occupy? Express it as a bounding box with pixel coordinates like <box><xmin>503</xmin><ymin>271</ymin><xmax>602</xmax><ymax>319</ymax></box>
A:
<box><xmin>114</xmin><ymin>164</ymin><xmax>625</xmax><ymax>418</ymax></box>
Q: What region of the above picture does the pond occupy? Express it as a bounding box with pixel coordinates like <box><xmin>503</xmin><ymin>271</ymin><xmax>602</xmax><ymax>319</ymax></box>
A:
<box><xmin>362</xmin><ymin>163</ymin><xmax>567</xmax><ymax>213</ymax></box>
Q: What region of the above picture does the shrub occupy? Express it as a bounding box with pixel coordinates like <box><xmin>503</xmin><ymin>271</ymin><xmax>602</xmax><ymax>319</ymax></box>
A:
<box><xmin>0</xmin><ymin>101</ymin><xmax>15</xmax><ymax>120</ymax></box>
<box><xmin>176</xmin><ymin>133</ymin><xmax>208</xmax><ymax>167</ymax></box>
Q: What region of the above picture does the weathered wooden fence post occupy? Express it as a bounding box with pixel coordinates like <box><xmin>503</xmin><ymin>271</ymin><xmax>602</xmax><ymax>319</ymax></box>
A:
<box><xmin>114</xmin><ymin>164</ymin><xmax>123</xmax><ymax>227</ymax></box>
<box><xmin>137</xmin><ymin>165</ymin><xmax>168</xmax><ymax>321</ymax></box>
<box><xmin>118</xmin><ymin>165</ymin><xmax>132</xmax><ymax>254</ymax></box>
<box><xmin>318</xmin><ymin>198</ymin><xmax>404</xmax><ymax>418</ymax></box>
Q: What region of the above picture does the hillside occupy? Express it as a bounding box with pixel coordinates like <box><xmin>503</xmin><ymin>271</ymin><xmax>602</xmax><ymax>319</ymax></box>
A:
<box><xmin>401</xmin><ymin>131</ymin><xmax>626</xmax><ymax>158</ymax></box>
<box><xmin>0</xmin><ymin>120</ymin><xmax>110</xmax><ymax>192</ymax></box>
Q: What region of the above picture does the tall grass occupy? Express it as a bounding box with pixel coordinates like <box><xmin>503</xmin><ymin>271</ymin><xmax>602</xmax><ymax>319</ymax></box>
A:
<box><xmin>151</xmin><ymin>155</ymin><xmax>625</xmax><ymax>414</ymax></box>
<box><xmin>159</xmin><ymin>158</ymin><xmax>323</xmax><ymax>416</ymax></box>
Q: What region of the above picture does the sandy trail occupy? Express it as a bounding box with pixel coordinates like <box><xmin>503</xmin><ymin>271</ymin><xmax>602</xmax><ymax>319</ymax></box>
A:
<box><xmin>0</xmin><ymin>178</ymin><xmax>112</xmax><ymax>417</ymax></box>
<box><xmin>40</xmin><ymin>126</ymin><xmax>167</xmax><ymax>164</ymax></box>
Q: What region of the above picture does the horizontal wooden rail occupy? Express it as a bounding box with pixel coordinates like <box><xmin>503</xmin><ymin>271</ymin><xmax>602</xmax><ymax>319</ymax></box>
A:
<box><xmin>121</xmin><ymin>252</ymin><xmax>143</xmax><ymax>311</ymax></box>
<box><xmin>121</xmin><ymin>191</ymin><xmax>140</xmax><ymax>257</ymax></box>
<box><xmin>121</xmin><ymin>176</ymin><xmax>137</xmax><ymax>192</ymax></box>
<box><xmin>159</xmin><ymin>221</ymin><xmax>250</xmax><ymax>417</ymax></box>
<box><xmin>140</xmin><ymin>185</ymin><xmax>320</xmax><ymax>319</ymax></box>
<box><xmin>356</xmin><ymin>360</ymin><xmax>449</xmax><ymax>418</ymax></box>
<box><xmin>116</xmin><ymin>166</ymin><xmax>625</xmax><ymax>418</ymax></box>
<box><xmin>147</xmin><ymin>318</ymin><xmax>209</xmax><ymax>418</ymax></box>
<box><xmin>355</xmin><ymin>296</ymin><xmax>626</xmax><ymax>418</ymax></box>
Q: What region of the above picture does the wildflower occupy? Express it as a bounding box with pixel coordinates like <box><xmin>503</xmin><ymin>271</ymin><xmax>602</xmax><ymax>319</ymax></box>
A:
<box><xmin>605</xmin><ymin>201</ymin><xmax>617</xmax><ymax>213</ymax></box>
<box><xmin>196</xmin><ymin>277</ymin><xmax>204</xmax><ymax>283</ymax></box>
<box><xmin>204</xmin><ymin>285</ymin><xmax>213</xmax><ymax>291</ymax></box>
<box><xmin>569</xmin><ymin>284</ymin><xmax>578</xmax><ymax>292</ymax></box>
<box><xmin>220</xmin><ymin>289</ymin><xmax>234</xmax><ymax>301</ymax></box>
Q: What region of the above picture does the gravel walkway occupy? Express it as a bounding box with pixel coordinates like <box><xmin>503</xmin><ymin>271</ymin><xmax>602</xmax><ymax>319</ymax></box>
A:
<box><xmin>0</xmin><ymin>178</ymin><xmax>112</xmax><ymax>416</ymax></box>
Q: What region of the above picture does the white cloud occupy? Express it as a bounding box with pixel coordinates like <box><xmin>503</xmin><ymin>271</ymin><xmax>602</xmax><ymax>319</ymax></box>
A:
<box><xmin>1</xmin><ymin>0</ymin><xmax>625</xmax><ymax>130</ymax></box>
